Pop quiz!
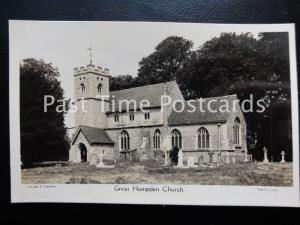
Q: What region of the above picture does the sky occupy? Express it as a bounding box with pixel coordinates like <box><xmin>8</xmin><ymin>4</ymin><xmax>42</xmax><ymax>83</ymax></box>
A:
<box><xmin>12</xmin><ymin>21</ymin><xmax>266</xmax><ymax>127</ymax></box>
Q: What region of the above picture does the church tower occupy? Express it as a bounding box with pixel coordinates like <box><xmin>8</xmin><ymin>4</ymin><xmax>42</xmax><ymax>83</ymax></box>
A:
<box><xmin>73</xmin><ymin>50</ymin><xmax>110</xmax><ymax>128</ymax></box>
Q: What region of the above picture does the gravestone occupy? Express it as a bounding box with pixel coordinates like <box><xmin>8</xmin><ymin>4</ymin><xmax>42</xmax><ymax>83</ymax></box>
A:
<box><xmin>162</xmin><ymin>135</ymin><xmax>170</xmax><ymax>166</ymax></box>
<box><xmin>89</xmin><ymin>153</ymin><xmax>98</xmax><ymax>166</ymax></box>
<box><xmin>232</xmin><ymin>155</ymin><xmax>236</xmax><ymax>164</ymax></box>
<box><xmin>225</xmin><ymin>153</ymin><xmax>230</xmax><ymax>164</ymax></box>
<box><xmin>281</xmin><ymin>151</ymin><xmax>286</xmax><ymax>163</ymax></box>
<box><xmin>244</xmin><ymin>153</ymin><xmax>248</xmax><ymax>162</ymax></box>
<box><xmin>140</xmin><ymin>137</ymin><xmax>147</xmax><ymax>148</ymax></box>
<box><xmin>164</xmin><ymin>151</ymin><xmax>168</xmax><ymax>166</ymax></box>
<box><xmin>208</xmin><ymin>152</ymin><xmax>214</xmax><ymax>163</ymax></box>
<box><xmin>249</xmin><ymin>154</ymin><xmax>253</xmax><ymax>161</ymax></box>
<box><xmin>177</xmin><ymin>149</ymin><xmax>184</xmax><ymax>168</ymax></box>
<box><xmin>217</xmin><ymin>152</ymin><xmax>222</xmax><ymax>162</ymax></box>
<box><xmin>187</xmin><ymin>157</ymin><xmax>195</xmax><ymax>167</ymax></box>
<box><xmin>263</xmin><ymin>147</ymin><xmax>269</xmax><ymax>163</ymax></box>
<box><xmin>198</xmin><ymin>155</ymin><xmax>204</xmax><ymax>166</ymax></box>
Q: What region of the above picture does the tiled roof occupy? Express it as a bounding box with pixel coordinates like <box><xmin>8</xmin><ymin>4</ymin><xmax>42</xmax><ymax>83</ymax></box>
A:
<box><xmin>168</xmin><ymin>95</ymin><xmax>238</xmax><ymax>126</ymax></box>
<box><xmin>109</xmin><ymin>81</ymin><xmax>176</xmax><ymax>112</ymax></box>
<box><xmin>72</xmin><ymin>125</ymin><xmax>114</xmax><ymax>145</ymax></box>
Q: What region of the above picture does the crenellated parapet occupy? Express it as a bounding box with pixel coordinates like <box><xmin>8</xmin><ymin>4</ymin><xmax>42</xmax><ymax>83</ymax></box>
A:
<box><xmin>73</xmin><ymin>64</ymin><xmax>110</xmax><ymax>76</ymax></box>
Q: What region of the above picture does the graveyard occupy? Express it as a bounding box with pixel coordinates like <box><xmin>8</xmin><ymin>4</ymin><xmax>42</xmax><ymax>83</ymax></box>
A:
<box><xmin>21</xmin><ymin>161</ymin><xmax>293</xmax><ymax>186</ymax></box>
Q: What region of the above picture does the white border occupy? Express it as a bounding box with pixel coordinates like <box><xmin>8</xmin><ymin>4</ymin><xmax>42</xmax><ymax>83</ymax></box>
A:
<box><xmin>9</xmin><ymin>21</ymin><xmax>300</xmax><ymax>206</ymax></box>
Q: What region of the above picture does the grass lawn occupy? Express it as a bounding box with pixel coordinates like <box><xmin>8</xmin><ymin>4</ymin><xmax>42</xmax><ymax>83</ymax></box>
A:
<box><xmin>21</xmin><ymin>161</ymin><xmax>293</xmax><ymax>186</ymax></box>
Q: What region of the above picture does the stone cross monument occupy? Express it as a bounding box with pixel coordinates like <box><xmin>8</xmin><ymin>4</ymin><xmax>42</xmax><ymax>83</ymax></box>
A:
<box><xmin>96</xmin><ymin>150</ymin><xmax>105</xmax><ymax>167</ymax></box>
<box><xmin>281</xmin><ymin>151</ymin><xmax>286</xmax><ymax>163</ymax></box>
<box><xmin>244</xmin><ymin>151</ymin><xmax>248</xmax><ymax>162</ymax></box>
<box><xmin>162</xmin><ymin>135</ymin><xmax>170</xmax><ymax>166</ymax></box>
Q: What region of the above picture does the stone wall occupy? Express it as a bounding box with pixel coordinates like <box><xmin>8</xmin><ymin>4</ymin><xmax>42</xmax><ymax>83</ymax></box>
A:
<box><xmin>106</xmin><ymin>108</ymin><xmax>163</xmax><ymax>129</ymax></box>
<box><xmin>106</xmin><ymin>126</ymin><xmax>164</xmax><ymax>161</ymax></box>
<box><xmin>167</xmin><ymin>123</ymin><xmax>228</xmax><ymax>151</ymax></box>
<box><xmin>168</xmin><ymin>121</ymin><xmax>247</xmax><ymax>164</ymax></box>
<box><xmin>105</xmin><ymin>120</ymin><xmax>246</xmax><ymax>162</ymax></box>
<box><xmin>71</xmin><ymin>116</ymin><xmax>247</xmax><ymax>164</ymax></box>
<box><xmin>75</xmin><ymin>98</ymin><xmax>109</xmax><ymax>128</ymax></box>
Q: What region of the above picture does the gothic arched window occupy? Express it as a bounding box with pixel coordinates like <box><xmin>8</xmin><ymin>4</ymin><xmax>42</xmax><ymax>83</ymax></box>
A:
<box><xmin>233</xmin><ymin>118</ymin><xmax>240</xmax><ymax>145</ymax></box>
<box><xmin>198</xmin><ymin>127</ymin><xmax>210</xmax><ymax>149</ymax></box>
<box><xmin>153</xmin><ymin>129</ymin><xmax>161</xmax><ymax>149</ymax></box>
<box><xmin>121</xmin><ymin>130</ymin><xmax>130</xmax><ymax>150</ymax></box>
<box><xmin>97</xmin><ymin>83</ymin><xmax>102</xmax><ymax>93</ymax></box>
<box><xmin>171</xmin><ymin>129</ymin><xmax>182</xmax><ymax>149</ymax></box>
<box><xmin>80</xmin><ymin>83</ymin><xmax>85</xmax><ymax>93</ymax></box>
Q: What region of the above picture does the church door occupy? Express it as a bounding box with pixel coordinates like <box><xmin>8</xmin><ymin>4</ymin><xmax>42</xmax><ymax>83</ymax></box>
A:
<box><xmin>78</xmin><ymin>143</ymin><xmax>87</xmax><ymax>162</ymax></box>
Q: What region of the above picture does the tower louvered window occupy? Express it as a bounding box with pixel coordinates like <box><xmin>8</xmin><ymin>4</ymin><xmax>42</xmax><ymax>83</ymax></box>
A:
<box><xmin>97</xmin><ymin>83</ymin><xmax>102</xmax><ymax>93</ymax></box>
<box><xmin>80</xmin><ymin>83</ymin><xmax>85</xmax><ymax>93</ymax></box>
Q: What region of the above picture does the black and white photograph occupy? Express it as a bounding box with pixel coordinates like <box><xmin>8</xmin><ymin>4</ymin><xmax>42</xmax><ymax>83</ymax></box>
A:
<box><xmin>9</xmin><ymin>21</ymin><xmax>299</xmax><ymax>206</ymax></box>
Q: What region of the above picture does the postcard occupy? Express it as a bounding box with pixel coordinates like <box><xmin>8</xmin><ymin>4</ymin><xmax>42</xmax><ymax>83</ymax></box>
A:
<box><xmin>10</xmin><ymin>21</ymin><xmax>299</xmax><ymax>206</ymax></box>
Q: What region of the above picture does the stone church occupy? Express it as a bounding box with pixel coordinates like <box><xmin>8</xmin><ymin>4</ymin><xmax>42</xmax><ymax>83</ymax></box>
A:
<box><xmin>69</xmin><ymin>62</ymin><xmax>248</xmax><ymax>166</ymax></box>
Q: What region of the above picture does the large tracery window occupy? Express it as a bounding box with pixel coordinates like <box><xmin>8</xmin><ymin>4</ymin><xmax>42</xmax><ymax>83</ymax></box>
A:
<box><xmin>153</xmin><ymin>129</ymin><xmax>161</xmax><ymax>149</ymax></box>
<box><xmin>198</xmin><ymin>127</ymin><xmax>210</xmax><ymax>149</ymax></box>
<box><xmin>171</xmin><ymin>129</ymin><xmax>182</xmax><ymax>149</ymax></box>
<box><xmin>233</xmin><ymin>118</ymin><xmax>240</xmax><ymax>145</ymax></box>
<box><xmin>121</xmin><ymin>130</ymin><xmax>130</xmax><ymax>150</ymax></box>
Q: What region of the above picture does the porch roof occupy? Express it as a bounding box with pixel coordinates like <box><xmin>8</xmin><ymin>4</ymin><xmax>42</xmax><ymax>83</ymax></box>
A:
<box><xmin>71</xmin><ymin>125</ymin><xmax>114</xmax><ymax>145</ymax></box>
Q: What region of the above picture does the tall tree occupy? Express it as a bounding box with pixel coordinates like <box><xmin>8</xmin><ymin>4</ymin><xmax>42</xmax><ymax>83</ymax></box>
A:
<box><xmin>20</xmin><ymin>58</ymin><xmax>69</xmax><ymax>167</ymax></box>
<box><xmin>256</xmin><ymin>32</ymin><xmax>291</xmax><ymax>161</ymax></box>
<box><xmin>137</xmin><ymin>36</ymin><xmax>193</xmax><ymax>84</ymax></box>
<box><xmin>178</xmin><ymin>33</ymin><xmax>259</xmax><ymax>99</ymax></box>
<box><xmin>110</xmin><ymin>74</ymin><xmax>141</xmax><ymax>91</ymax></box>
<box><xmin>177</xmin><ymin>32</ymin><xmax>291</xmax><ymax>161</ymax></box>
<box><xmin>111</xmin><ymin>33</ymin><xmax>292</xmax><ymax>161</ymax></box>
